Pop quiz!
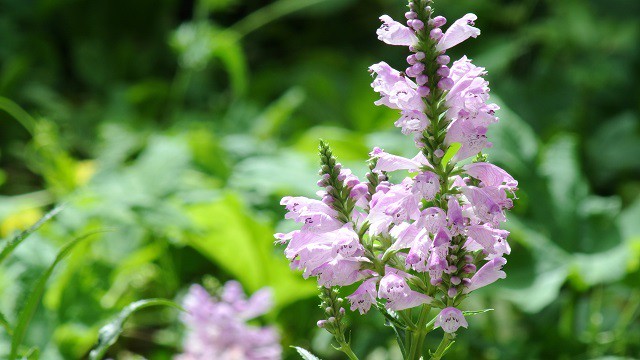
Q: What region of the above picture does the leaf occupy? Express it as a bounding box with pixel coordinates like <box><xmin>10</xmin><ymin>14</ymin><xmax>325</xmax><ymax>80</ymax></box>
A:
<box><xmin>0</xmin><ymin>310</ymin><xmax>12</xmax><ymax>336</ymax></box>
<box><xmin>484</xmin><ymin>96</ymin><xmax>538</xmax><ymax>177</ymax></box>
<box><xmin>0</xmin><ymin>204</ymin><xmax>64</xmax><ymax>266</ymax></box>
<box><xmin>292</xmin><ymin>346</ymin><xmax>322</xmax><ymax>360</ymax></box>
<box><xmin>22</xmin><ymin>347</ymin><xmax>39</xmax><ymax>360</ymax></box>
<box><xmin>9</xmin><ymin>229</ymin><xmax>107</xmax><ymax>360</ymax></box>
<box><xmin>253</xmin><ymin>87</ymin><xmax>306</xmax><ymax>140</ymax></box>
<box><xmin>441</xmin><ymin>142</ymin><xmax>461</xmax><ymax>167</ymax></box>
<box><xmin>88</xmin><ymin>299</ymin><xmax>183</xmax><ymax>360</ymax></box>
<box><xmin>462</xmin><ymin>309</ymin><xmax>494</xmax><ymax>317</ymax></box>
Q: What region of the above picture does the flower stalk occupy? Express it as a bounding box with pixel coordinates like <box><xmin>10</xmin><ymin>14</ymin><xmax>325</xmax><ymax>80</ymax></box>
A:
<box><xmin>276</xmin><ymin>0</ymin><xmax>517</xmax><ymax>358</ymax></box>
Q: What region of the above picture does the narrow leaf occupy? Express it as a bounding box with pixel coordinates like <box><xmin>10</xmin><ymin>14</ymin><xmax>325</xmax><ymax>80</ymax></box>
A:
<box><xmin>441</xmin><ymin>142</ymin><xmax>461</xmax><ymax>167</ymax></box>
<box><xmin>23</xmin><ymin>347</ymin><xmax>39</xmax><ymax>360</ymax></box>
<box><xmin>462</xmin><ymin>309</ymin><xmax>494</xmax><ymax>316</ymax></box>
<box><xmin>0</xmin><ymin>310</ymin><xmax>12</xmax><ymax>336</ymax></box>
<box><xmin>292</xmin><ymin>346</ymin><xmax>322</xmax><ymax>360</ymax></box>
<box><xmin>89</xmin><ymin>299</ymin><xmax>183</xmax><ymax>360</ymax></box>
<box><xmin>0</xmin><ymin>204</ymin><xmax>64</xmax><ymax>265</ymax></box>
<box><xmin>9</xmin><ymin>229</ymin><xmax>106</xmax><ymax>360</ymax></box>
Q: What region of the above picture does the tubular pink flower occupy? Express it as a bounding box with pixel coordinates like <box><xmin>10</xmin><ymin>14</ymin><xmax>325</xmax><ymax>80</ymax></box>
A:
<box><xmin>378</xmin><ymin>267</ymin><xmax>432</xmax><ymax>310</ymax></box>
<box><xmin>377</xmin><ymin>15</ymin><xmax>419</xmax><ymax>46</ymax></box>
<box><xmin>464</xmin><ymin>162</ymin><xmax>518</xmax><ymax>193</ymax></box>
<box><xmin>464</xmin><ymin>257</ymin><xmax>507</xmax><ymax>293</ymax></box>
<box><xmin>347</xmin><ymin>277</ymin><xmax>379</xmax><ymax>314</ymax></box>
<box><xmin>434</xmin><ymin>307</ymin><xmax>468</xmax><ymax>333</ymax></box>
<box><xmin>436</xmin><ymin>14</ymin><xmax>480</xmax><ymax>52</ymax></box>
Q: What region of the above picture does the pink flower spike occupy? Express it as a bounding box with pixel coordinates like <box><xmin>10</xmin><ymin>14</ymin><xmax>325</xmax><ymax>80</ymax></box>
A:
<box><xmin>377</xmin><ymin>15</ymin><xmax>418</xmax><ymax>46</ymax></box>
<box><xmin>436</xmin><ymin>13</ymin><xmax>481</xmax><ymax>52</ymax></box>
<box><xmin>434</xmin><ymin>307</ymin><xmax>468</xmax><ymax>333</ymax></box>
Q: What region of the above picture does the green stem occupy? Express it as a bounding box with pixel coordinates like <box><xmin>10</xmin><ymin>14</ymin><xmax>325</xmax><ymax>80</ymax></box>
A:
<box><xmin>430</xmin><ymin>334</ymin><xmax>452</xmax><ymax>360</ymax></box>
<box><xmin>337</xmin><ymin>339</ymin><xmax>359</xmax><ymax>360</ymax></box>
<box><xmin>407</xmin><ymin>305</ymin><xmax>431</xmax><ymax>360</ymax></box>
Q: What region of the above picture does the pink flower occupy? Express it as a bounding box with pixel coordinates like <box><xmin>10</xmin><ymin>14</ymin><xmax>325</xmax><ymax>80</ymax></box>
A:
<box><xmin>465</xmin><ymin>224</ymin><xmax>511</xmax><ymax>257</ymax></box>
<box><xmin>464</xmin><ymin>162</ymin><xmax>518</xmax><ymax>193</ymax></box>
<box><xmin>434</xmin><ymin>307</ymin><xmax>468</xmax><ymax>333</ymax></box>
<box><xmin>412</xmin><ymin>171</ymin><xmax>440</xmax><ymax>201</ymax></box>
<box><xmin>373</xmin><ymin>149</ymin><xmax>423</xmax><ymax>172</ymax></box>
<box><xmin>313</xmin><ymin>255</ymin><xmax>368</xmax><ymax>287</ymax></box>
<box><xmin>436</xmin><ymin>14</ymin><xmax>480</xmax><ymax>52</ymax></box>
<box><xmin>177</xmin><ymin>283</ymin><xmax>281</xmax><ymax>360</ymax></box>
<box><xmin>445</xmin><ymin>119</ymin><xmax>492</xmax><ymax>161</ymax></box>
<box><xmin>378</xmin><ymin>267</ymin><xmax>432</xmax><ymax>310</ymax></box>
<box><xmin>280</xmin><ymin>196</ymin><xmax>342</xmax><ymax>232</ymax></box>
<box><xmin>347</xmin><ymin>277</ymin><xmax>379</xmax><ymax>314</ymax></box>
<box><xmin>377</xmin><ymin>15</ymin><xmax>418</xmax><ymax>46</ymax></box>
<box><xmin>367</xmin><ymin>178</ymin><xmax>421</xmax><ymax>235</ymax></box>
<box><xmin>462</xmin><ymin>186</ymin><xmax>506</xmax><ymax>225</ymax></box>
<box><xmin>416</xmin><ymin>207</ymin><xmax>447</xmax><ymax>235</ymax></box>
<box><xmin>464</xmin><ymin>257</ymin><xmax>507</xmax><ymax>293</ymax></box>
<box><xmin>395</xmin><ymin>110</ymin><xmax>428</xmax><ymax>134</ymax></box>
<box><xmin>369</xmin><ymin>62</ymin><xmax>423</xmax><ymax>112</ymax></box>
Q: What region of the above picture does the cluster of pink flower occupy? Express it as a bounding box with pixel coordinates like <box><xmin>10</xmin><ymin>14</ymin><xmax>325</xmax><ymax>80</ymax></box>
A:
<box><xmin>276</xmin><ymin>0</ymin><xmax>517</xmax><ymax>335</ymax></box>
<box><xmin>176</xmin><ymin>282</ymin><xmax>281</xmax><ymax>360</ymax></box>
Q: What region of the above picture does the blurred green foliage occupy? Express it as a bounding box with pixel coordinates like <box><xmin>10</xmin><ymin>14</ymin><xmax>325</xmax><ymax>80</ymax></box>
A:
<box><xmin>0</xmin><ymin>0</ymin><xmax>639</xmax><ymax>359</ymax></box>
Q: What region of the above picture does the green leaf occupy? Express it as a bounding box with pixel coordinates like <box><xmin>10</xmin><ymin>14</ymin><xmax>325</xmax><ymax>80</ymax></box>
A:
<box><xmin>292</xmin><ymin>346</ymin><xmax>322</xmax><ymax>360</ymax></box>
<box><xmin>88</xmin><ymin>299</ymin><xmax>183</xmax><ymax>360</ymax></box>
<box><xmin>0</xmin><ymin>204</ymin><xmax>64</xmax><ymax>266</ymax></box>
<box><xmin>441</xmin><ymin>142</ymin><xmax>461</xmax><ymax>167</ymax></box>
<box><xmin>462</xmin><ymin>309</ymin><xmax>494</xmax><ymax>317</ymax></box>
<box><xmin>0</xmin><ymin>310</ymin><xmax>13</xmax><ymax>336</ymax></box>
<box><xmin>484</xmin><ymin>96</ymin><xmax>538</xmax><ymax>176</ymax></box>
<box><xmin>253</xmin><ymin>87</ymin><xmax>306</xmax><ymax>140</ymax></box>
<box><xmin>22</xmin><ymin>347</ymin><xmax>39</xmax><ymax>360</ymax></box>
<box><xmin>9</xmin><ymin>229</ymin><xmax>107</xmax><ymax>360</ymax></box>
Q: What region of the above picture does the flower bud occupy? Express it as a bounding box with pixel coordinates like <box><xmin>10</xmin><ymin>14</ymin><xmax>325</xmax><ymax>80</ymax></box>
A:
<box><xmin>448</xmin><ymin>287</ymin><xmax>458</xmax><ymax>298</ymax></box>
<box><xmin>407</xmin><ymin>55</ymin><xmax>417</xmax><ymax>65</ymax></box>
<box><xmin>334</xmin><ymin>163</ymin><xmax>342</xmax><ymax>171</ymax></box>
<box><xmin>405</xmin><ymin>11</ymin><xmax>417</xmax><ymax>20</ymax></box>
<box><xmin>434</xmin><ymin>149</ymin><xmax>445</xmax><ymax>158</ymax></box>
<box><xmin>463</xmin><ymin>264</ymin><xmax>477</xmax><ymax>273</ymax></box>
<box><xmin>339</xmin><ymin>308</ymin><xmax>346</xmax><ymax>315</ymax></box>
<box><xmin>437</xmin><ymin>66</ymin><xmax>450</xmax><ymax>77</ymax></box>
<box><xmin>437</xmin><ymin>55</ymin><xmax>450</xmax><ymax>65</ymax></box>
<box><xmin>430</xmin><ymin>28</ymin><xmax>443</xmax><ymax>41</ymax></box>
<box><xmin>430</xmin><ymin>16</ymin><xmax>447</xmax><ymax>28</ymax></box>
<box><xmin>411</xmin><ymin>63</ymin><xmax>425</xmax><ymax>74</ymax></box>
<box><xmin>416</xmin><ymin>74</ymin><xmax>429</xmax><ymax>86</ymax></box>
<box><xmin>464</xmin><ymin>254</ymin><xmax>474</xmax><ymax>263</ymax></box>
<box><xmin>450</xmin><ymin>276</ymin><xmax>461</xmax><ymax>285</ymax></box>
<box><xmin>438</xmin><ymin>77</ymin><xmax>454</xmax><ymax>90</ymax></box>
<box><xmin>410</xmin><ymin>19</ymin><xmax>424</xmax><ymax>31</ymax></box>
<box><xmin>325</xmin><ymin>306</ymin><xmax>333</xmax><ymax>313</ymax></box>
<box><xmin>322</xmin><ymin>195</ymin><xmax>334</xmax><ymax>204</ymax></box>
<box><xmin>417</xmin><ymin>86</ymin><xmax>430</xmax><ymax>97</ymax></box>
<box><xmin>317</xmin><ymin>320</ymin><xmax>327</xmax><ymax>328</ymax></box>
<box><xmin>414</xmin><ymin>52</ymin><xmax>425</xmax><ymax>60</ymax></box>
<box><xmin>327</xmin><ymin>317</ymin><xmax>336</xmax><ymax>323</ymax></box>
